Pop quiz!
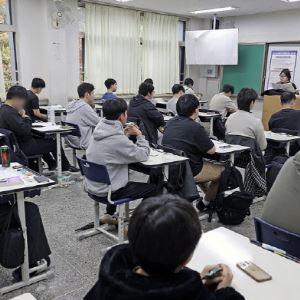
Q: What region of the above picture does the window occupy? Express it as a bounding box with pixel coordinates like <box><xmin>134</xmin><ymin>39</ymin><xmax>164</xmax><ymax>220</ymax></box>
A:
<box><xmin>178</xmin><ymin>20</ymin><xmax>186</xmax><ymax>83</ymax></box>
<box><xmin>0</xmin><ymin>0</ymin><xmax>12</xmax><ymax>25</ymax></box>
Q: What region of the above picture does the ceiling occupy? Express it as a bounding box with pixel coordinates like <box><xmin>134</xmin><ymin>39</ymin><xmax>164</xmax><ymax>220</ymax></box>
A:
<box><xmin>88</xmin><ymin>0</ymin><xmax>300</xmax><ymax>18</ymax></box>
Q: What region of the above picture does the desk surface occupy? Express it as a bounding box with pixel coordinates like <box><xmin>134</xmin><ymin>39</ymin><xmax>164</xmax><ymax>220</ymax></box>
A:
<box><xmin>213</xmin><ymin>140</ymin><xmax>250</xmax><ymax>154</ymax></box>
<box><xmin>163</xmin><ymin>115</ymin><xmax>173</xmax><ymax>122</ymax></box>
<box><xmin>199</xmin><ymin>112</ymin><xmax>221</xmax><ymax>118</ymax></box>
<box><xmin>0</xmin><ymin>163</ymin><xmax>55</xmax><ymax>195</ymax></box>
<box><xmin>265</xmin><ymin>131</ymin><xmax>300</xmax><ymax>142</ymax></box>
<box><xmin>9</xmin><ymin>293</ymin><xmax>37</xmax><ymax>300</ymax></box>
<box><xmin>40</xmin><ymin>105</ymin><xmax>66</xmax><ymax>112</ymax></box>
<box><xmin>187</xmin><ymin>227</ymin><xmax>300</xmax><ymax>300</ymax></box>
<box><xmin>31</xmin><ymin>122</ymin><xmax>74</xmax><ymax>134</ymax></box>
<box><xmin>141</xmin><ymin>149</ymin><xmax>189</xmax><ymax>167</ymax></box>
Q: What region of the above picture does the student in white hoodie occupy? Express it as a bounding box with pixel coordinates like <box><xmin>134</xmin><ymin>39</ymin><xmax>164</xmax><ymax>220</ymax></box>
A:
<box><xmin>85</xmin><ymin>98</ymin><xmax>159</xmax><ymax>221</ymax></box>
<box><xmin>66</xmin><ymin>83</ymin><xmax>100</xmax><ymax>149</ymax></box>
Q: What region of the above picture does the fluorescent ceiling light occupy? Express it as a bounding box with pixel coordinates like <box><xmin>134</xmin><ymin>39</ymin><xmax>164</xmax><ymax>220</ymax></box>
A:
<box><xmin>115</xmin><ymin>0</ymin><xmax>133</xmax><ymax>2</ymax></box>
<box><xmin>281</xmin><ymin>0</ymin><xmax>300</xmax><ymax>2</ymax></box>
<box><xmin>191</xmin><ymin>6</ymin><xmax>236</xmax><ymax>14</ymax></box>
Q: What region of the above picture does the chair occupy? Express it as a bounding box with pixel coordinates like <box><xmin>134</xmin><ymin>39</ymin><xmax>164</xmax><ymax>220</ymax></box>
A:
<box><xmin>61</xmin><ymin>121</ymin><xmax>82</xmax><ymax>167</ymax></box>
<box><xmin>254</xmin><ymin>217</ymin><xmax>300</xmax><ymax>259</ymax></box>
<box><xmin>77</xmin><ymin>157</ymin><xmax>139</xmax><ymax>244</ymax></box>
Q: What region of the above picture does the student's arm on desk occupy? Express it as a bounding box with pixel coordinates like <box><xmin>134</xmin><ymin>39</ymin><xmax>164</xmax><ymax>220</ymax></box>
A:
<box><xmin>146</xmin><ymin>102</ymin><xmax>165</xmax><ymax>127</ymax></box>
<box><xmin>7</xmin><ymin>111</ymin><xmax>32</xmax><ymax>137</ymax></box>
<box><xmin>207</xmin><ymin>146</ymin><xmax>216</xmax><ymax>155</ymax></box>
<box><xmin>33</xmin><ymin>109</ymin><xmax>47</xmax><ymax>121</ymax></box>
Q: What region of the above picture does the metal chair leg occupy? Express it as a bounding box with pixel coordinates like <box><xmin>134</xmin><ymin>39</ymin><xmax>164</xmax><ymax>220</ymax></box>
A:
<box><xmin>118</xmin><ymin>205</ymin><xmax>125</xmax><ymax>243</ymax></box>
<box><xmin>72</xmin><ymin>149</ymin><xmax>77</xmax><ymax>167</ymax></box>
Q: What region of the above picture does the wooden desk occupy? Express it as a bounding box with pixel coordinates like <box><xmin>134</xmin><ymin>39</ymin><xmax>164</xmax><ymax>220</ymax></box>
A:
<box><xmin>187</xmin><ymin>227</ymin><xmax>300</xmax><ymax>300</ymax></box>
<box><xmin>0</xmin><ymin>164</ymin><xmax>55</xmax><ymax>295</ymax></box>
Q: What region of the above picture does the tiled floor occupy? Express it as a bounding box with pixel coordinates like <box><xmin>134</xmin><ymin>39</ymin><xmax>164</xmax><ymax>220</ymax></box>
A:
<box><xmin>0</xmin><ymin>100</ymin><xmax>266</xmax><ymax>299</ymax></box>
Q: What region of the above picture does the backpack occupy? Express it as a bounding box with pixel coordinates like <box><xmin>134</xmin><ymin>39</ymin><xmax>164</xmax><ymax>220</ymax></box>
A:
<box><xmin>215</xmin><ymin>164</ymin><xmax>254</xmax><ymax>225</ymax></box>
<box><xmin>266</xmin><ymin>155</ymin><xmax>289</xmax><ymax>192</ymax></box>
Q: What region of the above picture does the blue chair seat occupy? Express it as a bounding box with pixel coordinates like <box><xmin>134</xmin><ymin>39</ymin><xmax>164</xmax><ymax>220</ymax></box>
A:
<box><xmin>88</xmin><ymin>193</ymin><xmax>133</xmax><ymax>206</ymax></box>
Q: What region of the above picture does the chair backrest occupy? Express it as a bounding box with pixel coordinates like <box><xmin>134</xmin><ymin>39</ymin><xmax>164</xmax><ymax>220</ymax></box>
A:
<box><xmin>61</xmin><ymin>121</ymin><xmax>81</xmax><ymax>137</ymax></box>
<box><xmin>77</xmin><ymin>157</ymin><xmax>111</xmax><ymax>185</ymax></box>
<box><xmin>254</xmin><ymin>217</ymin><xmax>300</xmax><ymax>259</ymax></box>
<box><xmin>159</xmin><ymin>144</ymin><xmax>185</xmax><ymax>157</ymax></box>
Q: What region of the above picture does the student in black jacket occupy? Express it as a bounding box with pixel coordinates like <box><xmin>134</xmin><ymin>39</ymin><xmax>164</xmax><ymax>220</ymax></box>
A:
<box><xmin>128</xmin><ymin>83</ymin><xmax>164</xmax><ymax>145</ymax></box>
<box><xmin>85</xmin><ymin>194</ymin><xmax>245</xmax><ymax>300</ymax></box>
<box><xmin>0</xmin><ymin>85</ymin><xmax>75</xmax><ymax>172</ymax></box>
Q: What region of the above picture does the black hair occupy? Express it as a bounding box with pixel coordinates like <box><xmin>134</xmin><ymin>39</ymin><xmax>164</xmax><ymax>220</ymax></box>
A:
<box><xmin>77</xmin><ymin>82</ymin><xmax>95</xmax><ymax>98</ymax></box>
<box><xmin>144</xmin><ymin>78</ymin><xmax>153</xmax><ymax>85</ymax></box>
<box><xmin>138</xmin><ymin>82</ymin><xmax>155</xmax><ymax>97</ymax></box>
<box><xmin>128</xmin><ymin>194</ymin><xmax>201</xmax><ymax>275</ymax></box>
<box><xmin>223</xmin><ymin>84</ymin><xmax>234</xmax><ymax>94</ymax></box>
<box><xmin>237</xmin><ymin>88</ymin><xmax>258</xmax><ymax>112</ymax></box>
<box><xmin>105</xmin><ymin>78</ymin><xmax>117</xmax><ymax>89</ymax></box>
<box><xmin>176</xmin><ymin>94</ymin><xmax>199</xmax><ymax>117</ymax></box>
<box><xmin>31</xmin><ymin>78</ymin><xmax>46</xmax><ymax>89</ymax></box>
<box><xmin>172</xmin><ymin>84</ymin><xmax>185</xmax><ymax>95</ymax></box>
<box><xmin>103</xmin><ymin>98</ymin><xmax>127</xmax><ymax>120</ymax></box>
<box><xmin>280</xmin><ymin>69</ymin><xmax>292</xmax><ymax>81</ymax></box>
<box><xmin>281</xmin><ymin>92</ymin><xmax>296</xmax><ymax>104</ymax></box>
<box><xmin>184</xmin><ymin>78</ymin><xmax>194</xmax><ymax>87</ymax></box>
<box><xmin>7</xmin><ymin>85</ymin><xmax>27</xmax><ymax>100</ymax></box>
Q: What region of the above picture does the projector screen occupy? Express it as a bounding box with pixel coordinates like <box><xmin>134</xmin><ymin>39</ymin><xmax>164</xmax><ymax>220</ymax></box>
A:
<box><xmin>185</xmin><ymin>29</ymin><xmax>239</xmax><ymax>65</ymax></box>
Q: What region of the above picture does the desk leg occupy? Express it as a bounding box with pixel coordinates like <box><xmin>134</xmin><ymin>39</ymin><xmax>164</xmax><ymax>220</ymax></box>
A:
<box><xmin>164</xmin><ymin>165</ymin><xmax>169</xmax><ymax>181</ymax></box>
<box><xmin>209</xmin><ymin>118</ymin><xmax>214</xmax><ymax>137</ymax></box>
<box><xmin>17</xmin><ymin>192</ymin><xmax>30</xmax><ymax>283</ymax></box>
<box><xmin>286</xmin><ymin>141</ymin><xmax>291</xmax><ymax>156</ymax></box>
<box><xmin>229</xmin><ymin>153</ymin><xmax>235</xmax><ymax>165</ymax></box>
<box><xmin>56</xmin><ymin>132</ymin><xmax>62</xmax><ymax>182</ymax></box>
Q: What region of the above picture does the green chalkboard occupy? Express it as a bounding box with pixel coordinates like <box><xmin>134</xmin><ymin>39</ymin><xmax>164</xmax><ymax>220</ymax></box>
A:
<box><xmin>222</xmin><ymin>44</ymin><xmax>265</xmax><ymax>94</ymax></box>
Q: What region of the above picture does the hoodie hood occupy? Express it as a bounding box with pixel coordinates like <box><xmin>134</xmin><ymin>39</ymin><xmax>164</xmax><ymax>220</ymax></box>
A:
<box><xmin>92</xmin><ymin>118</ymin><xmax>124</xmax><ymax>141</ymax></box>
<box><xmin>66</xmin><ymin>99</ymin><xmax>87</xmax><ymax>113</ymax></box>
<box><xmin>130</xmin><ymin>95</ymin><xmax>148</xmax><ymax>107</ymax></box>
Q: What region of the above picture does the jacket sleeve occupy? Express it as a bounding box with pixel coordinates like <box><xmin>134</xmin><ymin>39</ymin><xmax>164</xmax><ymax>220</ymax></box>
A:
<box><xmin>83</xmin><ymin>107</ymin><xmax>101</xmax><ymax>128</ymax></box>
<box><xmin>145</xmin><ymin>103</ymin><xmax>165</xmax><ymax>128</ymax></box>
<box><xmin>215</xmin><ymin>287</ymin><xmax>245</xmax><ymax>300</ymax></box>
<box><xmin>255</xmin><ymin>119</ymin><xmax>267</xmax><ymax>151</ymax></box>
<box><xmin>6</xmin><ymin>113</ymin><xmax>32</xmax><ymax>138</ymax></box>
<box><xmin>112</xmin><ymin>135</ymin><xmax>150</xmax><ymax>164</ymax></box>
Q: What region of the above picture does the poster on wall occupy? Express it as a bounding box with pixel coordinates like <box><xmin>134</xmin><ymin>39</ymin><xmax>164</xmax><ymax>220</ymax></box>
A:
<box><xmin>265</xmin><ymin>45</ymin><xmax>300</xmax><ymax>91</ymax></box>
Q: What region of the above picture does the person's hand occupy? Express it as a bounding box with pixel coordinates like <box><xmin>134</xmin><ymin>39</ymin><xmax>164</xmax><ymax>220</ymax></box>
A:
<box><xmin>125</xmin><ymin>124</ymin><xmax>142</xmax><ymax>137</ymax></box>
<box><xmin>19</xmin><ymin>109</ymin><xmax>29</xmax><ymax>118</ymax></box>
<box><xmin>201</xmin><ymin>264</ymin><xmax>233</xmax><ymax>291</ymax></box>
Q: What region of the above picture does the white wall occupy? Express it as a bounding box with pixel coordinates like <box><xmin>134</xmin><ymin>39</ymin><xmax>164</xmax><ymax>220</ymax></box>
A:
<box><xmin>15</xmin><ymin>0</ymin><xmax>80</xmax><ymax>105</ymax></box>
<box><xmin>222</xmin><ymin>9</ymin><xmax>300</xmax><ymax>44</ymax></box>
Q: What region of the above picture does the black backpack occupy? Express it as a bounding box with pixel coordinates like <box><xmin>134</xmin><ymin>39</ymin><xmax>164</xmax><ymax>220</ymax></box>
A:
<box><xmin>215</xmin><ymin>164</ymin><xmax>254</xmax><ymax>225</ymax></box>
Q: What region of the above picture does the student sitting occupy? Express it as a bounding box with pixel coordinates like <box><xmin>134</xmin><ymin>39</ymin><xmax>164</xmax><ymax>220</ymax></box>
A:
<box><xmin>25</xmin><ymin>78</ymin><xmax>47</xmax><ymax>121</ymax></box>
<box><xmin>262</xmin><ymin>151</ymin><xmax>300</xmax><ymax>234</ymax></box>
<box><xmin>84</xmin><ymin>194</ymin><xmax>245</xmax><ymax>300</ymax></box>
<box><xmin>183</xmin><ymin>77</ymin><xmax>200</xmax><ymax>99</ymax></box>
<box><xmin>167</xmin><ymin>84</ymin><xmax>185</xmax><ymax>116</ymax></box>
<box><xmin>269</xmin><ymin>92</ymin><xmax>300</xmax><ymax>132</ymax></box>
<box><xmin>128</xmin><ymin>83</ymin><xmax>164</xmax><ymax>145</ymax></box>
<box><xmin>85</xmin><ymin>98</ymin><xmax>159</xmax><ymax>222</ymax></box>
<box><xmin>0</xmin><ymin>86</ymin><xmax>76</xmax><ymax>172</ymax></box>
<box><xmin>102</xmin><ymin>78</ymin><xmax>118</xmax><ymax>101</ymax></box>
<box><xmin>210</xmin><ymin>84</ymin><xmax>237</xmax><ymax>118</ymax></box>
<box><xmin>65</xmin><ymin>82</ymin><xmax>100</xmax><ymax>149</ymax></box>
<box><xmin>0</xmin><ymin>195</ymin><xmax>51</xmax><ymax>281</ymax></box>
<box><xmin>226</xmin><ymin>88</ymin><xmax>267</xmax><ymax>151</ymax></box>
<box><xmin>162</xmin><ymin>94</ymin><xmax>224</xmax><ymax>211</ymax></box>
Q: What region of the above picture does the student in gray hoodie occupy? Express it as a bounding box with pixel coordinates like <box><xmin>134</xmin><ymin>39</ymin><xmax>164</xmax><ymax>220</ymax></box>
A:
<box><xmin>66</xmin><ymin>83</ymin><xmax>100</xmax><ymax>149</ymax></box>
<box><xmin>85</xmin><ymin>98</ymin><xmax>158</xmax><ymax>219</ymax></box>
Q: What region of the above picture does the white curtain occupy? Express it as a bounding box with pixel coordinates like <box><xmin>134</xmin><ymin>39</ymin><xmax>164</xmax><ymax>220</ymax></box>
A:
<box><xmin>142</xmin><ymin>13</ymin><xmax>179</xmax><ymax>94</ymax></box>
<box><xmin>0</xmin><ymin>47</ymin><xmax>5</xmax><ymax>101</ymax></box>
<box><xmin>85</xmin><ymin>4</ymin><xmax>141</xmax><ymax>94</ymax></box>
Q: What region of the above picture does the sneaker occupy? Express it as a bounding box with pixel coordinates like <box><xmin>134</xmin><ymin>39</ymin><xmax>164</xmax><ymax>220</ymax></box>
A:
<box><xmin>100</xmin><ymin>214</ymin><xmax>118</xmax><ymax>226</ymax></box>
<box><xmin>65</xmin><ymin>166</ymin><xmax>80</xmax><ymax>173</ymax></box>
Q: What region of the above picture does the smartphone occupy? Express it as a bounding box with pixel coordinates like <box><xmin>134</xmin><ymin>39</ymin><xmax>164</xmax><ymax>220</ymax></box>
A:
<box><xmin>237</xmin><ymin>261</ymin><xmax>272</xmax><ymax>282</ymax></box>
<box><xmin>202</xmin><ymin>267</ymin><xmax>223</xmax><ymax>280</ymax></box>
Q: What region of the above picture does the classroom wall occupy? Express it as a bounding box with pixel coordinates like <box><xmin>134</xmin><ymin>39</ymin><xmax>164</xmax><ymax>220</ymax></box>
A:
<box><xmin>15</xmin><ymin>0</ymin><xmax>80</xmax><ymax>105</ymax></box>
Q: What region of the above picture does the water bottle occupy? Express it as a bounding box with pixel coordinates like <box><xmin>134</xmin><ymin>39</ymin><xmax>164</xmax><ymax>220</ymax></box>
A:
<box><xmin>48</xmin><ymin>106</ymin><xmax>55</xmax><ymax>124</ymax></box>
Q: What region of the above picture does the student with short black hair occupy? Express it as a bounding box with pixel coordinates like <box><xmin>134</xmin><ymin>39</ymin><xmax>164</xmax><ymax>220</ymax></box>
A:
<box><xmin>210</xmin><ymin>84</ymin><xmax>237</xmax><ymax>117</ymax></box>
<box><xmin>277</xmin><ymin>68</ymin><xmax>297</xmax><ymax>91</ymax></box>
<box><xmin>163</xmin><ymin>94</ymin><xmax>224</xmax><ymax>211</ymax></box>
<box><xmin>65</xmin><ymin>82</ymin><xmax>100</xmax><ymax>149</ymax></box>
<box><xmin>0</xmin><ymin>85</ymin><xmax>76</xmax><ymax>172</ymax></box>
<box><xmin>25</xmin><ymin>77</ymin><xmax>47</xmax><ymax>121</ymax></box>
<box><xmin>128</xmin><ymin>82</ymin><xmax>164</xmax><ymax>144</ymax></box>
<box><xmin>85</xmin><ymin>98</ymin><xmax>159</xmax><ymax>223</ymax></box>
<box><xmin>144</xmin><ymin>78</ymin><xmax>153</xmax><ymax>85</ymax></box>
<box><xmin>167</xmin><ymin>84</ymin><xmax>185</xmax><ymax>115</ymax></box>
<box><xmin>102</xmin><ymin>78</ymin><xmax>118</xmax><ymax>101</ymax></box>
<box><xmin>84</xmin><ymin>194</ymin><xmax>244</xmax><ymax>300</ymax></box>
<box><xmin>269</xmin><ymin>92</ymin><xmax>300</xmax><ymax>132</ymax></box>
<box><xmin>183</xmin><ymin>77</ymin><xmax>199</xmax><ymax>99</ymax></box>
<box><xmin>226</xmin><ymin>88</ymin><xmax>267</xmax><ymax>151</ymax></box>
